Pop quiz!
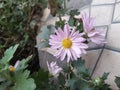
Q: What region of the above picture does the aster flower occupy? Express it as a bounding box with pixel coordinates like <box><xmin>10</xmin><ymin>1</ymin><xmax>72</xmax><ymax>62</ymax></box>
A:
<box><xmin>81</xmin><ymin>12</ymin><xmax>106</xmax><ymax>45</ymax></box>
<box><xmin>49</xmin><ymin>24</ymin><xmax>88</xmax><ymax>62</ymax></box>
<box><xmin>47</xmin><ymin>61</ymin><xmax>62</xmax><ymax>77</ymax></box>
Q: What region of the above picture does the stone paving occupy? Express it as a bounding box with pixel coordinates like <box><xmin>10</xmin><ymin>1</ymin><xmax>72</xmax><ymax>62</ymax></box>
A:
<box><xmin>37</xmin><ymin>0</ymin><xmax>120</xmax><ymax>89</ymax></box>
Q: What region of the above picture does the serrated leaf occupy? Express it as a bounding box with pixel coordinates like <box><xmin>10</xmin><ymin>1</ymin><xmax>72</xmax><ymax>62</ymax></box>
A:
<box><xmin>55</xmin><ymin>21</ymin><xmax>65</xmax><ymax>28</ymax></box>
<box><xmin>102</xmin><ymin>72</ymin><xmax>109</xmax><ymax>80</ymax></box>
<box><xmin>31</xmin><ymin>69</ymin><xmax>49</xmax><ymax>90</ymax></box>
<box><xmin>38</xmin><ymin>25</ymin><xmax>55</xmax><ymax>39</ymax></box>
<box><xmin>0</xmin><ymin>2</ymin><xmax>4</xmax><ymax>8</ymax></box>
<box><xmin>0</xmin><ymin>81</ymin><xmax>11</xmax><ymax>90</ymax></box>
<box><xmin>76</xmin><ymin>23</ymin><xmax>84</xmax><ymax>33</ymax></box>
<box><xmin>35</xmin><ymin>40</ymin><xmax>49</xmax><ymax>48</ymax></box>
<box><xmin>69</xmin><ymin>9</ymin><xmax>80</xmax><ymax>17</ymax></box>
<box><xmin>15</xmin><ymin>55</ymin><xmax>32</xmax><ymax>71</ymax></box>
<box><xmin>10</xmin><ymin>70</ymin><xmax>36</xmax><ymax>90</ymax></box>
<box><xmin>36</xmin><ymin>25</ymin><xmax>55</xmax><ymax>48</ymax></box>
<box><xmin>0</xmin><ymin>44</ymin><xmax>19</xmax><ymax>65</ymax></box>
<box><xmin>68</xmin><ymin>18</ymin><xmax>74</xmax><ymax>26</ymax></box>
<box><xmin>67</xmin><ymin>78</ymin><xmax>78</xmax><ymax>90</ymax></box>
<box><xmin>72</xmin><ymin>58</ymin><xmax>91</xmax><ymax>78</ymax></box>
<box><xmin>58</xmin><ymin>73</ymin><xmax>66</xmax><ymax>86</ymax></box>
<box><xmin>0</xmin><ymin>75</ymin><xmax>6</xmax><ymax>82</ymax></box>
<box><xmin>115</xmin><ymin>76</ymin><xmax>120</xmax><ymax>88</ymax></box>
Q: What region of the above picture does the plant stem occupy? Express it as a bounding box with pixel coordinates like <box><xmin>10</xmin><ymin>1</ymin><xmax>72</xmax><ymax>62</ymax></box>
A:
<box><xmin>64</xmin><ymin>0</ymin><xmax>66</xmax><ymax>10</ymax></box>
<box><xmin>59</xmin><ymin>14</ymin><xmax>62</xmax><ymax>22</ymax></box>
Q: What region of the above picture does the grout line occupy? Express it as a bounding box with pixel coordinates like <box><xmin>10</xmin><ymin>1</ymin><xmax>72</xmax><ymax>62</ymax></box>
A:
<box><xmin>87</xmin><ymin>47</ymin><xmax>103</xmax><ymax>51</ymax></box>
<box><xmin>105</xmin><ymin>46</ymin><xmax>120</xmax><ymax>53</ymax></box>
<box><xmin>90</xmin><ymin>45</ymin><xmax>105</xmax><ymax>78</ymax></box>
<box><xmin>90</xmin><ymin>24</ymin><xmax>109</xmax><ymax>77</ymax></box>
<box><xmin>116</xmin><ymin>1</ymin><xmax>120</xmax><ymax>3</ymax></box>
<box><xmin>91</xmin><ymin>3</ymin><xmax>115</xmax><ymax>6</ymax></box>
<box><xmin>94</xmin><ymin>25</ymin><xmax>108</xmax><ymax>28</ymax></box>
<box><xmin>111</xmin><ymin>0</ymin><xmax>118</xmax><ymax>23</ymax></box>
<box><xmin>112</xmin><ymin>21</ymin><xmax>120</xmax><ymax>23</ymax></box>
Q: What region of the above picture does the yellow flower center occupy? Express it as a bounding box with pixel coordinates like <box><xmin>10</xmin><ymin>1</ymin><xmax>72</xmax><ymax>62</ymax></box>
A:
<box><xmin>62</xmin><ymin>38</ymin><xmax>72</xmax><ymax>48</ymax></box>
<box><xmin>9</xmin><ymin>66</ymin><xmax>15</xmax><ymax>72</ymax></box>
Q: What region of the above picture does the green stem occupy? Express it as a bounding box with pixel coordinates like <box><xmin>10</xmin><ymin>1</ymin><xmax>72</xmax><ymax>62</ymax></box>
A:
<box><xmin>59</xmin><ymin>14</ymin><xmax>62</xmax><ymax>22</ymax></box>
<box><xmin>64</xmin><ymin>0</ymin><xmax>66</xmax><ymax>10</ymax></box>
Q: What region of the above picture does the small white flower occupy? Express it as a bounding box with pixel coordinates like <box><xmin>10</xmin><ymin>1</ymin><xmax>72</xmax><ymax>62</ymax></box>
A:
<box><xmin>47</xmin><ymin>61</ymin><xmax>62</xmax><ymax>77</ymax></box>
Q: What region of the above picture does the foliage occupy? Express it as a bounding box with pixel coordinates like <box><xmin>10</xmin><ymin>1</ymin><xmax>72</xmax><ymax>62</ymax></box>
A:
<box><xmin>1</xmin><ymin>0</ymin><xmax>120</xmax><ymax>90</ymax></box>
<box><xmin>35</xmin><ymin>58</ymin><xmax>111</xmax><ymax>90</ymax></box>
<box><xmin>0</xmin><ymin>0</ymin><xmax>41</xmax><ymax>60</ymax></box>
<box><xmin>36</xmin><ymin>25</ymin><xmax>55</xmax><ymax>48</ymax></box>
<box><xmin>0</xmin><ymin>44</ymin><xmax>19</xmax><ymax>65</ymax></box>
<box><xmin>115</xmin><ymin>76</ymin><xmax>120</xmax><ymax>89</ymax></box>
<box><xmin>31</xmin><ymin>69</ymin><xmax>50</xmax><ymax>90</ymax></box>
<box><xmin>0</xmin><ymin>45</ymin><xmax>36</xmax><ymax>90</ymax></box>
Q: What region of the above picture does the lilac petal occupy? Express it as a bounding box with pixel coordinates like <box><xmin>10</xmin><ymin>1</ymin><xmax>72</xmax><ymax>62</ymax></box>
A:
<box><xmin>72</xmin><ymin>37</ymin><xmax>86</xmax><ymax>43</ymax></box>
<box><xmin>64</xmin><ymin>24</ymin><xmax>70</xmax><ymax>37</ymax></box>
<box><xmin>81</xmin><ymin>12</ymin><xmax>94</xmax><ymax>32</ymax></box>
<box><xmin>14</xmin><ymin>60</ymin><xmax>20</xmax><ymax>68</ymax></box>
<box><xmin>87</xmin><ymin>31</ymin><xmax>99</xmax><ymax>37</ymax></box>
<box><xmin>66</xmin><ymin>49</ymin><xmax>71</xmax><ymax>63</ymax></box>
<box><xmin>60</xmin><ymin>49</ymin><xmax>66</xmax><ymax>61</ymax></box>
<box><xmin>70</xmin><ymin>48</ymin><xmax>79</xmax><ymax>60</ymax></box>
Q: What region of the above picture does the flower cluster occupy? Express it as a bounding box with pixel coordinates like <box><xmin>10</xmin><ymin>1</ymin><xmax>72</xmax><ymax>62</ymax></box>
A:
<box><xmin>49</xmin><ymin>13</ymin><xmax>106</xmax><ymax>63</ymax></box>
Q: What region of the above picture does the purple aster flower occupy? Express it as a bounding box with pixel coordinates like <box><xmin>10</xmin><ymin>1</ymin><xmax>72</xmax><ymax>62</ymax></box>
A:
<box><xmin>81</xmin><ymin>12</ymin><xmax>106</xmax><ymax>45</ymax></box>
<box><xmin>49</xmin><ymin>24</ymin><xmax>88</xmax><ymax>62</ymax></box>
<box><xmin>47</xmin><ymin>61</ymin><xmax>62</xmax><ymax>77</ymax></box>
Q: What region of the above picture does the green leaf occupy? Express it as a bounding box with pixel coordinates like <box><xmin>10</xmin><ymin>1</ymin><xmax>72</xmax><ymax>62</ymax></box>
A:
<box><xmin>72</xmin><ymin>58</ymin><xmax>91</xmax><ymax>78</ymax></box>
<box><xmin>69</xmin><ymin>9</ymin><xmax>80</xmax><ymax>17</ymax></box>
<box><xmin>0</xmin><ymin>2</ymin><xmax>4</xmax><ymax>8</ymax></box>
<box><xmin>101</xmin><ymin>84</ymin><xmax>112</xmax><ymax>90</ymax></box>
<box><xmin>58</xmin><ymin>73</ymin><xmax>66</xmax><ymax>86</ymax></box>
<box><xmin>36</xmin><ymin>25</ymin><xmax>55</xmax><ymax>48</ymax></box>
<box><xmin>31</xmin><ymin>69</ymin><xmax>49</xmax><ymax>90</ymax></box>
<box><xmin>35</xmin><ymin>40</ymin><xmax>50</xmax><ymax>48</ymax></box>
<box><xmin>0</xmin><ymin>81</ymin><xmax>11</xmax><ymax>90</ymax></box>
<box><xmin>10</xmin><ymin>70</ymin><xmax>36</xmax><ymax>90</ymax></box>
<box><xmin>76</xmin><ymin>23</ymin><xmax>84</xmax><ymax>33</ymax></box>
<box><xmin>15</xmin><ymin>55</ymin><xmax>32</xmax><ymax>71</ymax></box>
<box><xmin>55</xmin><ymin>20</ymin><xmax>65</xmax><ymax>28</ymax></box>
<box><xmin>38</xmin><ymin>25</ymin><xmax>55</xmax><ymax>39</ymax></box>
<box><xmin>0</xmin><ymin>75</ymin><xmax>6</xmax><ymax>82</ymax></box>
<box><xmin>0</xmin><ymin>44</ymin><xmax>19</xmax><ymax>65</ymax></box>
<box><xmin>68</xmin><ymin>18</ymin><xmax>74</xmax><ymax>26</ymax></box>
<box><xmin>102</xmin><ymin>72</ymin><xmax>109</xmax><ymax>80</ymax></box>
<box><xmin>115</xmin><ymin>76</ymin><xmax>120</xmax><ymax>88</ymax></box>
<box><xmin>67</xmin><ymin>78</ymin><xmax>78</xmax><ymax>90</ymax></box>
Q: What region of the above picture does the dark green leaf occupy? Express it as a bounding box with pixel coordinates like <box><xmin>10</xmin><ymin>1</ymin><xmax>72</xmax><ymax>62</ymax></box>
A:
<box><xmin>69</xmin><ymin>9</ymin><xmax>80</xmax><ymax>17</ymax></box>
<box><xmin>0</xmin><ymin>44</ymin><xmax>19</xmax><ymax>65</ymax></box>
<box><xmin>36</xmin><ymin>25</ymin><xmax>55</xmax><ymax>48</ymax></box>
<box><xmin>31</xmin><ymin>69</ymin><xmax>49</xmax><ymax>90</ymax></box>
<box><xmin>58</xmin><ymin>73</ymin><xmax>66</xmax><ymax>86</ymax></box>
<box><xmin>102</xmin><ymin>72</ymin><xmax>109</xmax><ymax>80</ymax></box>
<box><xmin>115</xmin><ymin>76</ymin><xmax>120</xmax><ymax>88</ymax></box>
<box><xmin>68</xmin><ymin>18</ymin><xmax>74</xmax><ymax>26</ymax></box>
<box><xmin>15</xmin><ymin>55</ymin><xmax>32</xmax><ymax>71</ymax></box>
<box><xmin>76</xmin><ymin>23</ymin><xmax>84</xmax><ymax>33</ymax></box>
<box><xmin>10</xmin><ymin>70</ymin><xmax>36</xmax><ymax>90</ymax></box>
